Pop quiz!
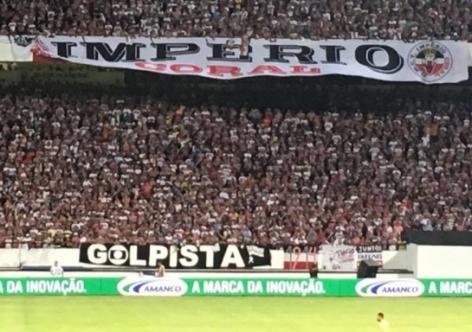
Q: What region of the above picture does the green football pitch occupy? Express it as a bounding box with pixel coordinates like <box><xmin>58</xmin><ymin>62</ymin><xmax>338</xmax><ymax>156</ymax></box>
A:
<box><xmin>1</xmin><ymin>297</ymin><xmax>471</xmax><ymax>332</ymax></box>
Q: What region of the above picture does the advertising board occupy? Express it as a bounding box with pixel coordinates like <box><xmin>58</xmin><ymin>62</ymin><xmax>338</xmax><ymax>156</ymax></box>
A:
<box><xmin>2</xmin><ymin>277</ymin><xmax>472</xmax><ymax>297</ymax></box>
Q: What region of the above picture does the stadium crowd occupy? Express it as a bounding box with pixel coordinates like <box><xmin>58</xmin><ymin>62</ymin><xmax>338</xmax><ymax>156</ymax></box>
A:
<box><xmin>0</xmin><ymin>0</ymin><xmax>471</xmax><ymax>40</ymax></box>
<box><xmin>1</xmin><ymin>93</ymin><xmax>472</xmax><ymax>248</ymax></box>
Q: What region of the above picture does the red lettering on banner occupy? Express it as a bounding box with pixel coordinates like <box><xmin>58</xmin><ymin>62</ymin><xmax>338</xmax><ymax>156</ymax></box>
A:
<box><xmin>170</xmin><ymin>64</ymin><xmax>203</xmax><ymax>73</ymax></box>
<box><xmin>135</xmin><ymin>63</ymin><xmax>321</xmax><ymax>77</ymax></box>
<box><xmin>135</xmin><ymin>62</ymin><xmax>166</xmax><ymax>72</ymax></box>
<box><xmin>208</xmin><ymin>65</ymin><xmax>242</xmax><ymax>77</ymax></box>
<box><xmin>249</xmin><ymin>65</ymin><xmax>286</xmax><ymax>75</ymax></box>
<box><xmin>290</xmin><ymin>66</ymin><xmax>321</xmax><ymax>74</ymax></box>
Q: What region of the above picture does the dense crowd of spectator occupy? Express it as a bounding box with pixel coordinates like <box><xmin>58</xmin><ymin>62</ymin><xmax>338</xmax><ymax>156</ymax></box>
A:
<box><xmin>1</xmin><ymin>93</ymin><xmax>472</xmax><ymax>249</ymax></box>
<box><xmin>0</xmin><ymin>0</ymin><xmax>471</xmax><ymax>40</ymax></box>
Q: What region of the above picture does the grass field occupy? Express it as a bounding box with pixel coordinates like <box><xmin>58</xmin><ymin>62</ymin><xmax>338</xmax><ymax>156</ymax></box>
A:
<box><xmin>1</xmin><ymin>297</ymin><xmax>471</xmax><ymax>332</ymax></box>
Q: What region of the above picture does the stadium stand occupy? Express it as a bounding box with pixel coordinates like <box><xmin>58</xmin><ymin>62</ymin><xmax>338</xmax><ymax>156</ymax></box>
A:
<box><xmin>0</xmin><ymin>0</ymin><xmax>470</xmax><ymax>40</ymax></box>
<box><xmin>1</xmin><ymin>83</ymin><xmax>471</xmax><ymax>249</ymax></box>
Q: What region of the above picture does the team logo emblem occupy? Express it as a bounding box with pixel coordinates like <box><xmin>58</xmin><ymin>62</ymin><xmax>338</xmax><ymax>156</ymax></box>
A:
<box><xmin>13</xmin><ymin>36</ymin><xmax>35</xmax><ymax>47</ymax></box>
<box><xmin>408</xmin><ymin>41</ymin><xmax>452</xmax><ymax>82</ymax></box>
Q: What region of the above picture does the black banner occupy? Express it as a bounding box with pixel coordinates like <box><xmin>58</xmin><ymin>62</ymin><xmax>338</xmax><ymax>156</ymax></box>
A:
<box><xmin>357</xmin><ymin>245</ymin><xmax>383</xmax><ymax>266</ymax></box>
<box><xmin>404</xmin><ymin>231</ymin><xmax>472</xmax><ymax>246</ymax></box>
<box><xmin>79</xmin><ymin>243</ymin><xmax>272</xmax><ymax>269</ymax></box>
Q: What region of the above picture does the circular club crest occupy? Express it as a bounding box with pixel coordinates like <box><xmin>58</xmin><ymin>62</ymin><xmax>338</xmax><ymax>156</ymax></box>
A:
<box><xmin>408</xmin><ymin>41</ymin><xmax>452</xmax><ymax>82</ymax></box>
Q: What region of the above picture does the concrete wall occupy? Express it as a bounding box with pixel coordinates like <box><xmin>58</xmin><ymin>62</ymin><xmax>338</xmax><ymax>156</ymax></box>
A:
<box><xmin>382</xmin><ymin>250</ymin><xmax>407</xmax><ymax>270</ymax></box>
<box><xmin>410</xmin><ymin>245</ymin><xmax>472</xmax><ymax>278</ymax></box>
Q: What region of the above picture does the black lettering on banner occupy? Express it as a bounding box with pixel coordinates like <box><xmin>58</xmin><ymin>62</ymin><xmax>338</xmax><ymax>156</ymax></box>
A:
<box><xmin>51</xmin><ymin>41</ymin><xmax>77</xmax><ymax>58</ymax></box>
<box><xmin>206</xmin><ymin>43</ymin><xmax>252</xmax><ymax>62</ymax></box>
<box><xmin>320</xmin><ymin>45</ymin><xmax>346</xmax><ymax>64</ymax></box>
<box><xmin>264</xmin><ymin>45</ymin><xmax>317</xmax><ymax>64</ymax></box>
<box><xmin>84</xmin><ymin>43</ymin><xmax>145</xmax><ymax>61</ymax></box>
<box><xmin>151</xmin><ymin>43</ymin><xmax>200</xmax><ymax>61</ymax></box>
<box><xmin>79</xmin><ymin>243</ymin><xmax>272</xmax><ymax>269</ymax></box>
<box><xmin>355</xmin><ymin>45</ymin><xmax>403</xmax><ymax>74</ymax></box>
<box><xmin>356</xmin><ymin>245</ymin><xmax>383</xmax><ymax>266</ymax></box>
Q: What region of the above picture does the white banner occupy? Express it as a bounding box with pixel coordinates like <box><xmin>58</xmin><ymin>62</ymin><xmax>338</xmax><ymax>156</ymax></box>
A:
<box><xmin>32</xmin><ymin>36</ymin><xmax>469</xmax><ymax>84</ymax></box>
<box><xmin>319</xmin><ymin>245</ymin><xmax>357</xmax><ymax>272</ymax></box>
<box><xmin>0</xmin><ymin>36</ymin><xmax>33</xmax><ymax>62</ymax></box>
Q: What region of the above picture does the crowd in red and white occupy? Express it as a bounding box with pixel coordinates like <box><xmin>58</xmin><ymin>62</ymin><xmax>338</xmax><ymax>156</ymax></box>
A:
<box><xmin>0</xmin><ymin>0</ymin><xmax>470</xmax><ymax>40</ymax></box>
<box><xmin>1</xmin><ymin>92</ymin><xmax>471</xmax><ymax>248</ymax></box>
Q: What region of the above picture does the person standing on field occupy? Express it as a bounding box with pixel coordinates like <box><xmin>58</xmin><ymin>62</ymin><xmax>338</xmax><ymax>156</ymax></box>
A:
<box><xmin>50</xmin><ymin>261</ymin><xmax>64</xmax><ymax>277</ymax></box>
<box><xmin>156</xmin><ymin>262</ymin><xmax>166</xmax><ymax>278</ymax></box>
<box><xmin>377</xmin><ymin>312</ymin><xmax>390</xmax><ymax>331</ymax></box>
